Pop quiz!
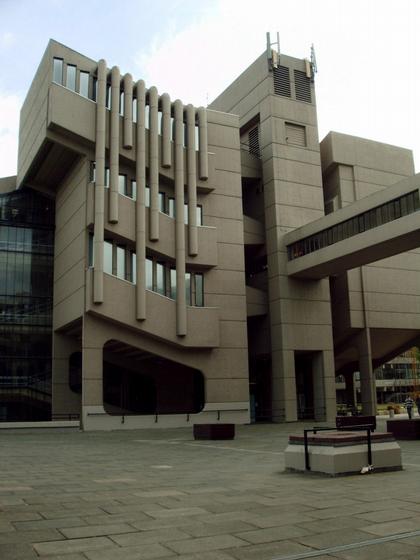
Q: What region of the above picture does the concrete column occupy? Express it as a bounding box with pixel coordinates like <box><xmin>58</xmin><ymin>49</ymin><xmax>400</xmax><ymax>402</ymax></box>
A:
<box><xmin>272</xmin><ymin>349</ymin><xmax>297</xmax><ymax>422</ymax></box>
<box><xmin>109</xmin><ymin>65</ymin><xmax>120</xmax><ymax>224</ymax></box>
<box><xmin>344</xmin><ymin>371</ymin><xmax>357</xmax><ymax>408</ymax></box>
<box><xmin>358</xmin><ymin>328</ymin><xmax>377</xmax><ymax>415</ymax></box>
<box><xmin>174</xmin><ymin>99</ymin><xmax>187</xmax><ymax>336</ymax></box>
<box><xmin>51</xmin><ymin>333</ymin><xmax>81</xmax><ymax>417</ymax></box>
<box><xmin>186</xmin><ymin>104</ymin><xmax>198</xmax><ymax>256</ymax></box>
<box><xmin>135</xmin><ymin>80</ymin><xmax>146</xmax><ymax>320</ymax></box>
<box><xmin>123</xmin><ymin>73</ymin><xmax>133</xmax><ymax>149</ymax></box>
<box><xmin>313</xmin><ymin>350</ymin><xmax>336</xmax><ymax>422</ymax></box>
<box><xmin>149</xmin><ymin>86</ymin><xmax>159</xmax><ymax>241</ymax></box>
<box><xmin>93</xmin><ymin>59</ymin><xmax>107</xmax><ymax>304</ymax></box>
<box><xmin>161</xmin><ymin>93</ymin><xmax>171</xmax><ymax>168</ymax></box>
<box><xmin>198</xmin><ymin>107</ymin><xmax>208</xmax><ymax>180</ymax></box>
<box><xmin>81</xmin><ymin>318</ymin><xmax>103</xmax><ymax>416</ymax></box>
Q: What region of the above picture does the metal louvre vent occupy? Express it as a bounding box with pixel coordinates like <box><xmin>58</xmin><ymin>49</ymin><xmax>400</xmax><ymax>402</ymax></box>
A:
<box><xmin>273</xmin><ymin>65</ymin><xmax>291</xmax><ymax>97</ymax></box>
<box><xmin>285</xmin><ymin>123</ymin><xmax>306</xmax><ymax>147</ymax></box>
<box><xmin>294</xmin><ymin>70</ymin><xmax>312</xmax><ymax>103</ymax></box>
<box><xmin>248</xmin><ymin>126</ymin><xmax>261</xmax><ymax>158</ymax></box>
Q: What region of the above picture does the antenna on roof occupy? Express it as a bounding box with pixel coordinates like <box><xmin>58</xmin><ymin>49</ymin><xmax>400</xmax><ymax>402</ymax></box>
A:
<box><xmin>310</xmin><ymin>43</ymin><xmax>318</xmax><ymax>79</ymax></box>
<box><xmin>266</xmin><ymin>32</ymin><xmax>280</xmax><ymax>71</ymax></box>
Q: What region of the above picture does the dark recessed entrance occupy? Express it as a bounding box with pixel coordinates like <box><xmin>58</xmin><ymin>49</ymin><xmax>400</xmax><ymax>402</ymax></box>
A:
<box><xmin>103</xmin><ymin>340</ymin><xmax>205</xmax><ymax>415</ymax></box>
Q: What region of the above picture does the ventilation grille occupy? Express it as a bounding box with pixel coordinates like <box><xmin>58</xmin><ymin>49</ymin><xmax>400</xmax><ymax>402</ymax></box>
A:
<box><xmin>285</xmin><ymin>123</ymin><xmax>306</xmax><ymax>147</ymax></box>
<box><xmin>273</xmin><ymin>66</ymin><xmax>291</xmax><ymax>97</ymax></box>
<box><xmin>248</xmin><ymin>127</ymin><xmax>261</xmax><ymax>158</ymax></box>
<box><xmin>294</xmin><ymin>70</ymin><xmax>312</xmax><ymax>103</ymax></box>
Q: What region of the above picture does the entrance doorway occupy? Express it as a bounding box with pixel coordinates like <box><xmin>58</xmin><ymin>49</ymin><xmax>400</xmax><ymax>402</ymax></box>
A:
<box><xmin>295</xmin><ymin>352</ymin><xmax>314</xmax><ymax>419</ymax></box>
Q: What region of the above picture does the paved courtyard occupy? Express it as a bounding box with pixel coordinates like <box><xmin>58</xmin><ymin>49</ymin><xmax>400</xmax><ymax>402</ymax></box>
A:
<box><xmin>1</xmin><ymin>418</ymin><xmax>420</xmax><ymax>560</ymax></box>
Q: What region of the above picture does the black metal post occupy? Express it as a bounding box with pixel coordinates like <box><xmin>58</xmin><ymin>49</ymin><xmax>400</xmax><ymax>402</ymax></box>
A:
<box><xmin>367</xmin><ymin>427</ymin><xmax>372</xmax><ymax>465</ymax></box>
<box><xmin>304</xmin><ymin>429</ymin><xmax>310</xmax><ymax>471</ymax></box>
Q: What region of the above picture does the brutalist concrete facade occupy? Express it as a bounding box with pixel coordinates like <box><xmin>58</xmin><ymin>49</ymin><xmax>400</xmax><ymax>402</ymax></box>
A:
<box><xmin>1</xmin><ymin>39</ymin><xmax>420</xmax><ymax>428</ymax></box>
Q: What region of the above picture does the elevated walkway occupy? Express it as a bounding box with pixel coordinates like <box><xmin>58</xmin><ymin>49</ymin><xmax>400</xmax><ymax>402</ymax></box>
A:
<box><xmin>285</xmin><ymin>174</ymin><xmax>420</xmax><ymax>279</ymax></box>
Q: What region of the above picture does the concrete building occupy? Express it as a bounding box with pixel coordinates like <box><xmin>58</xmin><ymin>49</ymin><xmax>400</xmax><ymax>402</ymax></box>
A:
<box><xmin>1</xmin><ymin>39</ymin><xmax>420</xmax><ymax>429</ymax></box>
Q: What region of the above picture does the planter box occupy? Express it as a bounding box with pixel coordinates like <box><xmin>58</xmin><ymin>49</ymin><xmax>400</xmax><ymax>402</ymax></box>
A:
<box><xmin>193</xmin><ymin>423</ymin><xmax>235</xmax><ymax>440</ymax></box>
<box><xmin>387</xmin><ymin>418</ymin><xmax>420</xmax><ymax>440</ymax></box>
<box><xmin>336</xmin><ymin>415</ymin><xmax>376</xmax><ymax>431</ymax></box>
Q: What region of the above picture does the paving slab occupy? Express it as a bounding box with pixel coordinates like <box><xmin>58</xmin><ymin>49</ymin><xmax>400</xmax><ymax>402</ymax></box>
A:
<box><xmin>33</xmin><ymin>536</ymin><xmax>114</xmax><ymax>555</ymax></box>
<box><xmin>0</xmin><ymin>421</ymin><xmax>420</xmax><ymax>560</ymax></box>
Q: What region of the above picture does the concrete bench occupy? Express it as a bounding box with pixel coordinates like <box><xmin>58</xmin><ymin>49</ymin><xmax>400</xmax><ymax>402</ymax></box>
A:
<box><xmin>336</xmin><ymin>415</ymin><xmax>376</xmax><ymax>431</ymax></box>
<box><xmin>387</xmin><ymin>418</ymin><xmax>420</xmax><ymax>440</ymax></box>
<box><xmin>193</xmin><ymin>423</ymin><xmax>235</xmax><ymax>440</ymax></box>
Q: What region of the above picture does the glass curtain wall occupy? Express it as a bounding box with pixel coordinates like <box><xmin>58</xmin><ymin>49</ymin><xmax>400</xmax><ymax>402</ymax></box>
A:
<box><xmin>0</xmin><ymin>190</ymin><xmax>55</xmax><ymax>421</ymax></box>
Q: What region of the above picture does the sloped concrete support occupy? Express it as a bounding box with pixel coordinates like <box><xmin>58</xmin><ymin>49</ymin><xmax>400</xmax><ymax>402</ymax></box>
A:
<box><xmin>358</xmin><ymin>328</ymin><xmax>377</xmax><ymax>416</ymax></box>
<box><xmin>52</xmin><ymin>333</ymin><xmax>81</xmax><ymax>417</ymax></box>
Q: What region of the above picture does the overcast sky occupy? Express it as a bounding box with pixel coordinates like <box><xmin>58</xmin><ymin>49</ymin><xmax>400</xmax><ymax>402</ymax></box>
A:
<box><xmin>1</xmin><ymin>0</ymin><xmax>419</xmax><ymax>177</ymax></box>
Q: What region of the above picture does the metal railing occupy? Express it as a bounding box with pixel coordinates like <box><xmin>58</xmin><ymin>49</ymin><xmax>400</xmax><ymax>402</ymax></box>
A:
<box><xmin>303</xmin><ymin>424</ymin><xmax>374</xmax><ymax>471</ymax></box>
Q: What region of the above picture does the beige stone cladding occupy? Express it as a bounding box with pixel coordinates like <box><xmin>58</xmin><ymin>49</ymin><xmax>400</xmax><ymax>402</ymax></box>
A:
<box><xmin>321</xmin><ymin>132</ymin><xmax>420</xmax><ymax>413</ymax></box>
<box><xmin>321</xmin><ymin>134</ymin><xmax>420</xmax><ymax>360</ymax></box>
<box><xmin>211</xmin><ymin>53</ymin><xmax>336</xmax><ymax>423</ymax></box>
<box><xmin>17</xmin><ymin>40</ymin><xmax>248</xmax><ymax>429</ymax></box>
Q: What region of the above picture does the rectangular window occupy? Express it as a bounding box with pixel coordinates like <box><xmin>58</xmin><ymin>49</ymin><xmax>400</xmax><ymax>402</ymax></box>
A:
<box><xmin>185</xmin><ymin>272</ymin><xmax>191</xmax><ymax>305</ymax></box>
<box><xmin>156</xmin><ymin>262</ymin><xmax>165</xmax><ymax>295</ymax></box>
<box><xmin>132</xmin><ymin>98</ymin><xmax>137</xmax><ymax>123</ymax></box>
<box><xmin>183</xmin><ymin>203</ymin><xmax>203</xmax><ymax>225</ymax></box>
<box><xmin>158</xmin><ymin>110</ymin><xmax>163</xmax><ymax>134</ymax></box>
<box><xmin>104</xmin><ymin>241</ymin><xmax>113</xmax><ymax>275</ymax></box>
<box><xmin>105</xmin><ymin>168</ymin><xmax>110</xmax><ymax>187</ymax></box>
<box><xmin>52</xmin><ymin>58</ymin><xmax>63</xmax><ymax>85</ymax></box>
<box><xmin>120</xmin><ymin>91</ymin><xmax>124</xmax><ymax>116</ymax></box>
<box><xmin>168</xmin><ymin>197</ymin><xmax>175</xmax><ymax>218</ymax></box>
<box><xmin>116</xmin><ymin>246</ymin><xmax>125</xmax><ymax>279</ymax></box>
<box><xmin>79</xmin><ymin>71</ymin><xmax>89</xmax><ymax>98</ymax></box>
<box><xmin>131</xmin><ymin>252</ymin><xmax>136</xmax><ymax>283</ymax></box>
<box><xmin>145</xmin><ymin>186</ymin><xmax>150</xmax><ymax>207</ymax></box>
<box><xmin>91</xmin><ymin>77</ymin><xmax>97</xmax><ymax>101</ymax></box>
<box><xmin>118</xmin><ymin>174</ymin><xmax>127</xmax><ymax>195</ymax></box>
<box><xmin>170</xmin><ymin>116</ymin><xmax>175</xmax><ymax>141</ymax></box>
<box><xmin>106</xmin><ymin>83</ymin><xmax>111</xmax><ymax>109</ymax></box>
<box><xmin>159</xmin><ymin>192</ymin><xmax>165</xmax><ymax>212</ymax></box>
<box><xmin>146</xmin><ymin>258</ymin><xmax>153</xmax><ymax>290</ymax></box>
<box><xmin>66</xmin><ymin>64</ymin><xmax>76</xmax><ymax>91</ymax></box>
<box><xmin>131</xmin><ymin>180</ymin><xmax>137</xmax><ymax>200</ymax></box>
<box><xmin>145</xmin><ymin>104</ymin><xmax>150</xmax><ymax>129</ymax></box>
<box><xmin>195</xmin><ymin>124</ymin><xmax>199</xmax><ymax>151</ymax></box>
<box><xmin>170</xmin><ymin>268</ymin><xmax>176</xmax><ymax>299</ymax></box>
<box><xmin>195</xmin><ymin>273</ymin><xmax>203</xmax><ymax>307</ymax></box>
<box><xmin>90</xmin><ymin>161</ymin><xmax>96</xmax><ymax>183</ymax></box>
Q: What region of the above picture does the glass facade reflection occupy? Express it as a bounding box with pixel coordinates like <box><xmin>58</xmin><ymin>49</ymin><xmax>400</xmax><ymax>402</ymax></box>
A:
<box><xmin>0</xmin><ymin>190</ymin><xmax>54</xmax><ymax>421</ymax></box>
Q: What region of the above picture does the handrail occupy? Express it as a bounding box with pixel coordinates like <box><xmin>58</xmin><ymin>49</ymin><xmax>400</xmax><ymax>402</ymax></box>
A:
<box><xmin>303</xmin><ymin>425</ymin><xmax>373</xmax><ymax>471</ymax></box>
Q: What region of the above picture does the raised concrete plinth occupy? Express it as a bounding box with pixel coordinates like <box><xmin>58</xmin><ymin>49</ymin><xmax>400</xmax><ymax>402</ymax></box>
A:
<box><xmin>387</xmin><ymin>418</ymin><xmax>420</xmax><ymax>439</ymax></box>
<box><xmin>285</xmin><ymin>431</ymin><xmax>402</xmax><ymax>476</ymax></box>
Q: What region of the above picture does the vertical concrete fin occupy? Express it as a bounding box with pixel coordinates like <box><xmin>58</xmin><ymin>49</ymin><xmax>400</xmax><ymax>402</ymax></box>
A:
<box><xmin>161</xmin><ymin>93</ymin><xmax>171</xmax><ymax>168</ymax></box>
<box><xmin>123</xmin><ymin>73</ymin><xmax>133</xmax><ymax>149</ymax></box>
<box><xmin>175</xmin><ymin>99</ymin><xmax>187</xmax><ymax>336</ymax></box>
<box><xmin>109</xmin><ymin>65</ymin><xmax>120</xmax><ymax>224</ymax></box>
<box><xmin>149</xmin><ymin>86</ymin><xmax>159</xmax><ymax>241</ymax></box>
<box><xmin>198</xmin><ymin>107</ymin><xmax>208</xmax><ymax>180</ymax></box>
<box><xmin>93</xmin><ymin>59</ymin><xmax>107</xmax><ymax>304</ymax></box>
<box><xmin>187</xmin><ymin>104</ymin><xmax>198</xmax><ymax>256</ymax></box>
<box><xmin>135</xmin><ymin>80</ymin><xmax>147</xmax><ymax>320</ymax></box>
